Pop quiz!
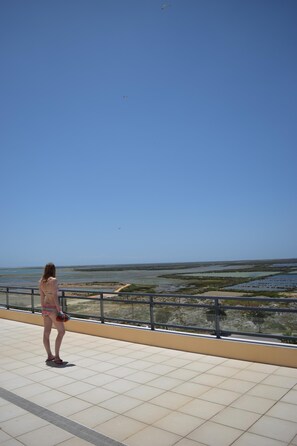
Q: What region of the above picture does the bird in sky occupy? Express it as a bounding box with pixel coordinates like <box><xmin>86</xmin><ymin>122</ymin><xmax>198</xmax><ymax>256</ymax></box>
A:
<box><xmin>161</xmin><ymin>2</ymin><xmax>171</xmax><ymax>10</ymax></box>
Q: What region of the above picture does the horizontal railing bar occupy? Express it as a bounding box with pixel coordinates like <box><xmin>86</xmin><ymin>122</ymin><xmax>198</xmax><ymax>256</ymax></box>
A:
<box><xmin>101</xmin><ymin>316</ymin><xmax>150</xmax><ymax>325</ymax></box>
<box><xmin>1</xmin><ymin>285</ymin><xmax>297</xmax><ymax>303</ymax></box>
<box><xmin>223</xmin><ymin>329</ymin><xmax>296</xmax><ymax>340</ymax></box>
<box><xmin>221</xmin><ymin>305</ymin><xmax>297</xmax><ymax>313</ymax></box>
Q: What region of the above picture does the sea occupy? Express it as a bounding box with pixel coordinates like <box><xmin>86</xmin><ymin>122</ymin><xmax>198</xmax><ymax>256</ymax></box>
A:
<box><xmin>1</xmin><ymin>261</ymin><xmax>297</xmax><ymax>292</ymax></box>
<box><xmin>0</xmin><ymin>263</ymin><xmax>243</xmax><ymax>291</ymax></box>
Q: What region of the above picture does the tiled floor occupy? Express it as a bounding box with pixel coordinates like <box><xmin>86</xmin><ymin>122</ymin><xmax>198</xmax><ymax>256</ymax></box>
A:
<box><xmin>1</xmin><ymin>318</ymin><xmax>297</xmax><ymax>446</ymax></box>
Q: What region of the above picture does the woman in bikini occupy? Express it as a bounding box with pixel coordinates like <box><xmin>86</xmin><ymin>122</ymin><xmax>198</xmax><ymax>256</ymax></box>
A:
<box><xmin>39</xmin><ymin>262</ymin><xmax>65</xmax><ymax>365</ymax></box>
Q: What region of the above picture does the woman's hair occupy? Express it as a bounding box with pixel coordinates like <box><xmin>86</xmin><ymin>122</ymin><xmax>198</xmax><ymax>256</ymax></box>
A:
<box><xmin>41</xmin><ymin>262</ymin><xmax>56</xmax><ymax>282</ymax></box>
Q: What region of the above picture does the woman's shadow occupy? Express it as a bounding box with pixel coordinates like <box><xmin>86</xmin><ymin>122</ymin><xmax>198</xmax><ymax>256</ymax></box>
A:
<box><xmin>46</xmin><ymin>361</ymin><xmax>76</xmax><ymax>368</ymax></box>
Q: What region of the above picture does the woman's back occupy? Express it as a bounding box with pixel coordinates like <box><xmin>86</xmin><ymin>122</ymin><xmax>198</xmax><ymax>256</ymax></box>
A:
<box><xmin>39</xmin><ymin>277</ymin><xmax>58</xmax><ymax>305</ymax></box>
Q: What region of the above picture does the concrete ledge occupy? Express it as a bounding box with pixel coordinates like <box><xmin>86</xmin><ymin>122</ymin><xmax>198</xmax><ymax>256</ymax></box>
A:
<box><xmin>1</xmin><ymin>309</ymin><xmax>296</xmax><ymax>368</ymax></box>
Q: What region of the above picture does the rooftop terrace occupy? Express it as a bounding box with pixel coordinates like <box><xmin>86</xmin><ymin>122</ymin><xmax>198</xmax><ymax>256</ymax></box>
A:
<box><xmin>1</xmin><ymin>318</ymin><xmax>297</xmax><ymax>446</ymax></box>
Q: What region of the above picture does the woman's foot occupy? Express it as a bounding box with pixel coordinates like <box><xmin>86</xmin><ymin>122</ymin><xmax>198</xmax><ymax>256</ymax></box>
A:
<box><xmin>53</xmin><ymin>357</ymin><xmax>64</xmax><ymax>365</ymax></box>
<box><xmin>45</xmin><ymin>356</ymin><xmax>55</xmax><ymax>363</ymax></box>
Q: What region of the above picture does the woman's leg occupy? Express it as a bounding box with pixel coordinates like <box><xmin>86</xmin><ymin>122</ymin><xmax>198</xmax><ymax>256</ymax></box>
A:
<box><xmin>49</xmin><ymin>314</ymin><xmax>65</xmax><ymax>359</ymax></box>
<box><xmin>43</xmin><ymin>316</ymin><xmax>54</xmax><ymax>359</ymax></box>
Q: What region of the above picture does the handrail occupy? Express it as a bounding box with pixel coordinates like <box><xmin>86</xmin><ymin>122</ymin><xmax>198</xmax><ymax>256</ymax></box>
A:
<box><xmin>0</xmin><ymin>285</ymin><xmax>296</xmax><ymax>345</ymax></box>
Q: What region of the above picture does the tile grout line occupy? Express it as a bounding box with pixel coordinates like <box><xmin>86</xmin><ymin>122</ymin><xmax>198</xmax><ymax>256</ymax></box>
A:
<box><xmin>0</xmin><ymin>387</ymin><xmax>125</xmax><ymax>446</ymax></box>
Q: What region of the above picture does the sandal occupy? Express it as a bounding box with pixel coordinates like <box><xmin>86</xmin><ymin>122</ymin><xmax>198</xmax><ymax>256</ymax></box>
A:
<box><xmin>45</xmin><ymin>356</ymin><xmax>55</xmax><ymax>363</ymax></box>
<box><xmin>53</xmin><ymin>358</ymin><xmax>64</xmax><ymax>365</ymax></box>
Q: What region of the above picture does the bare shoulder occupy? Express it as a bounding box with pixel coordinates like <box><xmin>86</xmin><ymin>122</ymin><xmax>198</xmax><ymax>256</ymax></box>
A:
<box><xmin>48</xmin><ymin>277</ymin><xmax>58</xmax><ymax>285</ymax></box>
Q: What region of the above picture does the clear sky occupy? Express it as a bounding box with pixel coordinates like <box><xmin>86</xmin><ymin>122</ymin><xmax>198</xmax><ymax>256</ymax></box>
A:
<box><xmin>1</xmin><ymin>0</ymin><xmax>296</xmax><ymax>268</ymax></box>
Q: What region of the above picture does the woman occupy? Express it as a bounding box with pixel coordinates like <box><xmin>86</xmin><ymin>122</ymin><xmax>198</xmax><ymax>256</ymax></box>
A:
<box><xmin>39</xmin><ymin>262</ymin><xmax>65</xmax><ymax>365</ymax></box>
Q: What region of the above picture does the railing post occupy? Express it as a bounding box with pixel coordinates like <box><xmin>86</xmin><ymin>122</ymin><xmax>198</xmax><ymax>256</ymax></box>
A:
<box><xmin>61</xmin><ymin>290</ymin><xmax>67</xmax><ymax>313</ymax></box>
<box><xmin>214</xmin><ymin>298</ymin><xmax>221</xmax><ymax>339</ymax></box>
<box><xmin>31</xmin><ymin>289</ymin><xmax>35</xmax><ymax>313</ymax></box>
<box><xmin>6</xmin><ymin>287</ymin><xmax>9</xmax><ymax>309</ymax></box>
<box><xmin>150</xmin><ymin>296</ymin><xmax>155</xmax><ymax>330</ymax></box>
<box><xmin>100</xmin><ymin>293</ymin><xmax>105</xmax><ymax>323</ymax></box>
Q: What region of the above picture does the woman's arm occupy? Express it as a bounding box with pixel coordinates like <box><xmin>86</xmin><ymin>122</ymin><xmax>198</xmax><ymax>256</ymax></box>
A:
<box><xmin>50</xmin><ymin>278</ymin><xmax>62</xmax><ymax>312</ymax></box>
<box><xmin>39</xmin><ymin>281</ymin><xmax>45</xmax><ymax>307</ymax></box>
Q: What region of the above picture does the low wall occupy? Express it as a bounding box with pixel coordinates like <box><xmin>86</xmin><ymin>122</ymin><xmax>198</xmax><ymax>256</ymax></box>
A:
<box><xmin>1</xmin><ymin>309</ymin><xmax>296</xmax><ymax>368</ymax></box>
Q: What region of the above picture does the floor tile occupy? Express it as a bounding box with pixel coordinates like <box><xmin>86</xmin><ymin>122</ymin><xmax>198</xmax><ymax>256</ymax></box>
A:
<box><xmin>16</xmin><ymin>424</ymin><xmax>73</xmax><ymax>446</ymax></box>
<box><xmin>273</xmin><ymin>367</ymin><xmax>297</xmax><ymax>378</ymax></box>
<box><xmin>1</xmin><ymin>413</ymin><xmax>48</xmax><ymax>437</ymax></box>
<box><xmin>0</xmin><ymin>428</ymin><xmax>11</xmax><ymax>443</ymax></box>
<box><xmin>188</xmin><ymin>420</ymin><xmax>243</xmax><ymax>446</ymax></box>
<box><xmin>3</xmin><ymin>376</ymin><xmax>34</xmax><ymax>391</ymax></box>
<box><xmin>247</xmin><ymin>363</ymin><xmax>279</xmax><ymax>373</ymax></box>
<box><xmin>232</xmin><ymin>370</ymin><xmax>268</xmax><ymax>383</ymax></box>
<box><xmin>0</xmin><ymin>404</ymin><xmax>27</xmax><ymax>423</ymax></box>
<box><xmin>99</xmin><ymin>394</ymin><xmax>142</xmax><ymax>414</ymax></box>
<box><xmin>126</xmin><ymin>370</ymin><xmax>159</xmax><ymax>384</ymax></box>
<box><xmin>69</xmin><ymin>405</ymin><xmax>116</xmax><ymax>427</ymax></box>
<box><xmin>94</xmin><ymin>414</ymin><xmax>146</xmax><ymax>441</ymax></box>
<box><xmin>184</xmin><ymin>361</ymin><xmax>215</xmax><ymax>373</ymax></box>
<box><xmin>59</xmin><ymin>381</ymin><xmax>95</xmax><ymax>396</ymax></box>
<box><xmin>173</xmin><ymin>382</ymin><xmax>210</xmax><ymax>397</ymax></box>
<box><xmin>47</xmin><ymin>396</ymin><xmax>92</xmax><ymax>417</ymax></box>
<box><xmin>211</xmin><ymin>406</ymin><xmax>261</xmax><ymax>430</ymax></box>
<box><xmin>208</xmin><ymin>365</ymin><xmax>239</xmax><ymax>378</ymax></box>
<box><xmin>231</xmin><ymin>432</ymin><xmax>287</xmax><ymax>446</ymax></box>
<box><xmin>150</xmin><ymin>391</ymin><xmax>192</xmax><ymax>410</ymax></box>
<box><xmin>167</xmin><ymin>368</ymin><xmax>198</xmax><ymax>381</ymax></box>
<box><xmin>26</xmin><ymin>370</ymin><xmax>57</xmax><ymax>383</ymax></box>
<box><xmin>125</xmin><ymin>425</ymin><xmax>181</xmax><ymax>446</ymax></box>
<box><xmin>174</xmin><ymin>439</ymin><xmax>209</xmax><ymax>446</ymax></box>
<box><xmin>249</xmin><ymin>415</ymin><xmax>297</xmax><ymax>442</ymax></box>
<box><xmin>13</xmin><ymin>383</ymin><xmax>49</xmax><ymax>399</ymax></box>
<box><xmin>261</xmin><ymin>375</ymin><xmax>297</xmax><ymax>389</ymax></box>
<box><xmin>102</xmin><ymin>378</ymin><xmax>139</xmax><ymax>393</ymax></box>
<box><xmin>266</xmin><ymin>401</ymin><xmax>297</xmax><ymax>423</ymax></box>
<box><xmin>146</xmin><ymin>363</ymin><xmax>176</xmax><ymax>375</ymax></box>
<box><xmin>200</xmin><ymin>356</ymin><xmax>228</xmax><ymax>365</ymax></box>
<box><xmin>223</xmin><ymin>359</ymin><xmax>251</xmax><ymax>369</ymax></box>
<box><xmin>191</xmin><ymin>373</ymin><xmax>226</xmax><ymax>387</ymax></box>
<box><xmin>124</xmin><ymin>384</ymin><xmax>165</xmax><ymax>401</ymax></box>
<box><xmin>231</xmin><ymin>394</ymin><xmax>275</xmax><ymax>414</ymax></box>
<box><xmin>108</xmin><ymin>366</ymin><xmax>135</xmax><ymax>378</ymax></box>
<box><xmin>62</xmin><ymin>367</ymin><xmax>97</xmax><ymax>380</ymax></box>
<box><xmin>162</xmin><ymin>357</ymin><xmax>191</xmax><ymax>368</ymax></box>
<box><xmin>57</xmin><ymin>437</ymin><xmax>94</xmax><ymax>446</ymax></box>
<box><xmin>30</xmin><ymin>389</ymin><xmax>70</xmax><ymax>407</ymax></box>
<box><xmin>146</xmin><ymin>353</ymin><xmax>172</xmax><ymax>363</ymax></box>
<box><xmin>247</xmin><ymin>383</ymin><xmax>288</xmax><ymax>400</ymax></box>
<box><xmin>77</xmin><ymin>387</ymin><xmax>117</xmax><ymax>404</ymax></box>
<box><xmin>41</xmin><ymin>375</ymin><xmax>77</xmax><ymax>389</ymax></box>
<box><xmin>179</xmin><ymin>399</ymin><xmax>224</xmax><ymax>419</ymax></box>
<box><xmin>199</xmin><ymin>388</ymin><xmax>240</xmax><ymax>405</ymax></box>
<box><xmin>125</xmin><ymin>402</ymin><xmax>170</xmax><ymax>424</ymax></box>
<box><xmin>84</xmin><ymin>373</ymin><xmax>117</xmax><ymax>387</ymax></box>
<box><xmin>155</xmin><ymin>411</ymin><xmax>204</xmax><ymax>436</ymax></box>
<box><xmin>218</xmin><ymin>378</ymin><xmax>255</xmax><ymax>394</ymax></box>
<box><xmin>281</xmin><ymin>389</ymin><xmax>297</xmax><ymax>404</ymax></box>
<box><xmin>13</xmin><ymin>365</ymin><xmax>43</xmax><ymax>376</ymax></box>
<box><xmin>149</xmin><ymin>376</ymin><xmax>184</xmax><ymax>391</ymax></box>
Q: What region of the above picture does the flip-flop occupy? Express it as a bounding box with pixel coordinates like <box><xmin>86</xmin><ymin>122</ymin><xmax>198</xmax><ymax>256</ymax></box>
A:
<box><xmin>53</xmin><ymin>358</ymin><xmax>67</xmax><ymax>365</ymax></box>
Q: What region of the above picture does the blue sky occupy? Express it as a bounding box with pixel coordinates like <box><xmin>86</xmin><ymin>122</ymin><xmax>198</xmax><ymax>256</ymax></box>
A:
<box><xmin>1</xmin><ymin>0</ymin><xmax>296</xmax><ymax>268</ymax></box>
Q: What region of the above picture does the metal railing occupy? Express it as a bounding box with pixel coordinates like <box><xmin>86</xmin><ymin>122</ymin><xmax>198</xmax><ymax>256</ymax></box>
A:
<box><xmin>1</xmin><ymin>285</ymin><xmax>297</xmax><ymax>345</ymax></box>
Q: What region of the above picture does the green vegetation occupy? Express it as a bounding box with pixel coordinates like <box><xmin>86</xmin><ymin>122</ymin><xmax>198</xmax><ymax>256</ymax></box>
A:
<box><xmin>119</xmin><ymin>284</ymin><xmax>156</xmax><ymax>294</ymax></box>
<box><xmin>161</xmin><ymin>276</ymin><xmax>249</xmax><ymax>294</ymax></box>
